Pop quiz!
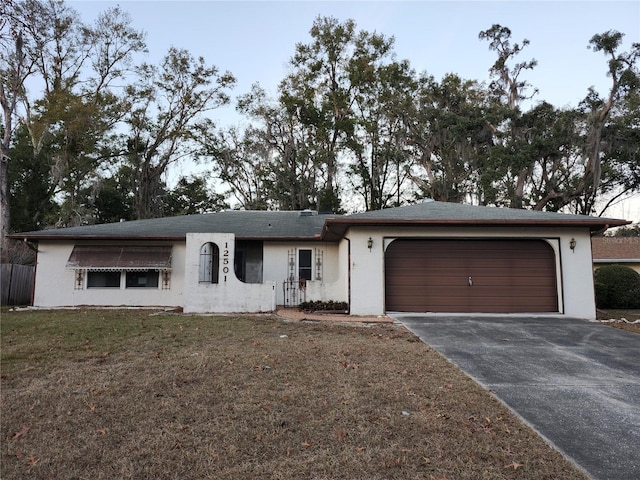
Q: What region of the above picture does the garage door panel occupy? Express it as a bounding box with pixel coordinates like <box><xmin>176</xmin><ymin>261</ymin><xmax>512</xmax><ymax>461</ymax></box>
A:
<box><xmin>388</xmin><ymin>271</ymin><xmax>556</xmax><ymax>286</ymax></box>
<box><xmin>396</xmin><ymin>295</ymin><xmax>560</xmax><ymax>313</ymax></box>
<box><xmin>385</xmin><ymin>239</ymin><xmax>558</xmax><ymax>313</ymax></box>
<box><xmin>388</xmin><ymin>286</ymin><xmax>557</xmax><ymax>299</ymax></box>
<box><xmin>391</xmin><ymin>304</ymin><xmax>557</xmax><ymax>313</ymax></box>
<box><xmin>390</xmin><ymin>266</ymin><xmax>555</xmax><ymax>279</ymax></box>
<box><xmin>390</xmin><ymin>303</ymin><xmax>555</xmax><ymax>314</ymax></box>
<box><xmin>388</xmin><ymin>257</ymin><xmax>555</xmax><ymax>270</ymax></box>
<box><xmin>473</xmin><ymin>277</ymin><xmax>556</xmax><ymax>287</ymax></box>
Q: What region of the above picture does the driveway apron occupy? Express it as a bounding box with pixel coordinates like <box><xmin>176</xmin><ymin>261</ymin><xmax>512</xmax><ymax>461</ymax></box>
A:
<box><xmin>394</xmin><ymin>315</ymin><xmax>640</xmax><ymax>480</ymax></box>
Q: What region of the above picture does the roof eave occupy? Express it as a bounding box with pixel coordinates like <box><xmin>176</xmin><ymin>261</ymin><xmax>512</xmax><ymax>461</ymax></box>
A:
<box><xmin>235</xmin><ymin>235</ymin><xmax>327</xmax><ymax>242</ymax></box>
<box><xmin>321</xmin><ymin>218</ymin><xmax>630</xmax><ymax>240</ymax></box>
<box><xmin>10</xmin><ymin>217</ymin><xmax>629</xmax><ymax>243</ymax></box>
<box><xmin>7</xmin><ymin>234</ymin><xmax>186</xmax><ymax>242</ymax></box>
<box><xmin>8</xmin><ymin>234</ymin><xmax>329</xmax><ymax>242</ymax></box>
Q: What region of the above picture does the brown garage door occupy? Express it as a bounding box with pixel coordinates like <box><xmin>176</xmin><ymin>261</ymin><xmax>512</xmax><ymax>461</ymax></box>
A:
<box><xmin>385</xmin><ymin>239</ymin><xmax>558</xmax><ymax>313</ymax></box>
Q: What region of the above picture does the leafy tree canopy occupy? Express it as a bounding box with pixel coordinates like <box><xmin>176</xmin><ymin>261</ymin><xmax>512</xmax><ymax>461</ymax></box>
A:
<box><xmin>2</xmin><ymin>3</ymin><xmax>638</xmax><ymax>257</ymax></box>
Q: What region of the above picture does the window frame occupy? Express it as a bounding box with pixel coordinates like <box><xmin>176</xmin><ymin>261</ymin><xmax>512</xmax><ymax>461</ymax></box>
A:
<box><xmin>298</xmin><ymin>249</ymin><xmax>312</xmax><ymax>281</ymax></box>
<box><xmin>199</xmin><ymin>242</ymin><xmax>220</xmax><ymax>283</ymax></box>
<box><xmin>125</xmin><ymin>270</ymin><xmax>160</xmax><ymax>289</ymax></box>
<box><xmin>86</xmin><ymin>271</ymin><xmax>122</xmax><ymax>289</ymax></box>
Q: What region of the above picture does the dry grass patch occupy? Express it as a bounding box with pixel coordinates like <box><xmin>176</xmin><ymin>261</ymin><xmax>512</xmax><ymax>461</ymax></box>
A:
<box><xmin>2</xmin><ymin>309</ymin><xmax>587</xmax><ymax>479</ymax></box>
<box><xmin>596</xmin><ymin>309</ymin><xmax>640</xmax><ymax>333</ymax></box>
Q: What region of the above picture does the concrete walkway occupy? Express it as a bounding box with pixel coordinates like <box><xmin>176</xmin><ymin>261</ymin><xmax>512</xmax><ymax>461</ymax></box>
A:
<box><xmin>393</xmin><ymin>315</ymin><xmax>640</xmax><ymax>480</ymax></box>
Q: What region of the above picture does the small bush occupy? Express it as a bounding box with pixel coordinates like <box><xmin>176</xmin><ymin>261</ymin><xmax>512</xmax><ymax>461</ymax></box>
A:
<box><xmin>298</xmin><ymin>300</ymin><xmax>349</xmax><ymax>313</ymax></box>
<box><xmin>594</xmin><ymin>265</ymin><xmax>640</xmax><ymax>309</ymax></box>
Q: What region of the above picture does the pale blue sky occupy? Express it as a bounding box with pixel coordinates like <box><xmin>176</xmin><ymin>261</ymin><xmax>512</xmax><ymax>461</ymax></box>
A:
<box><xmin>72</xmin><ymin>1</ymin><xmax>639</xmax><ymax>114</ymax></box>
<box><xmin>69</xmin><ymin>0</ymin><xmax>640</xmax><ymax>219</ymax></box>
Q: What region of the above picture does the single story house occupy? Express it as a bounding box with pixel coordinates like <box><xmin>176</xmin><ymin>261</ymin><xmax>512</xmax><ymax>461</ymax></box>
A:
<box><xmin>9</xmin><ymin>201</ymin><xmax>629</xmax><ymax>319</ymax></box>
<box><xmin>591</xmin><ymin>236</ymin><xmax>640</xmax><ymax>274</ymax></box>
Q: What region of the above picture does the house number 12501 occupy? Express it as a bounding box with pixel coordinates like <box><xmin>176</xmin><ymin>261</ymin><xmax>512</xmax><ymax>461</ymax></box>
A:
<box><xmin>222</xmin><ymin>242</ymin><xmax>229</xmax><ymax>282</ymax></box>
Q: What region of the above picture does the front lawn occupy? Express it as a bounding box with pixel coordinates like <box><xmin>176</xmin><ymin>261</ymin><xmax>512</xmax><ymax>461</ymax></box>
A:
<box><xmin>1</xmin><ymin>309</ymin><xmax>587</xmax><ymax>479</ymax></box>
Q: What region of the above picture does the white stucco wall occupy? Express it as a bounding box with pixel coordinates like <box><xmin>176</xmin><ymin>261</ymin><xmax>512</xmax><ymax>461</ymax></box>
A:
<box><xmin>32</xmin><ymin>225</ymin><xmax>598</xmax><ymax>318</ymax></box>
<box><xmin>305</xmin><ymin>239</ymin><xmax>349</xmax><ymax>304</ymax></box>
<box><xmin>31</xmin><ymin>236</ymin><xmax>348</xmax><ymax>312</ymax></box>
<box><xmin>33</xmin><ymin>240</ymin><xmax>185</xmax><ymax>308</ymax></box>
<box><xmin>557</xmin><ymin>229</ymin><xmax>599</xmax><ymax>318</ymax></box>
<box><xmin>346</xmin><ymin>226</ymin><xmax>597</xmax><ymax>319</ymax></box>
<box><xmin>262</xmin><ymin>241</ymin><xmax>346</xmax><ymax>305</ymax></box>
<box><xmin>184</xmin><ymin>233</ymin><xmax>276</xmax><ymax>313</ymax></box>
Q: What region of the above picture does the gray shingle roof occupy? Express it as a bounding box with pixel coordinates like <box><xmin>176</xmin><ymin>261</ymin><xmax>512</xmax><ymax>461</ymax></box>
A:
<box><xmin>321</xmin><ymin>201</ymin><xmax>629</xmax><ymax>240</ymax></box>
<box><xmin>11</xmin><ymin>210</ymin><xmax>336</xmax><ymax>241</ymax></box>
<box><xmin>346</xmin><ymin>201</ymin><xmax>623</xmax><ymax>222</ymax></box>
<box><xmin>9</xmin><ymin>202</ymin><xmax>629</xmax><ymax>242</ymax></box>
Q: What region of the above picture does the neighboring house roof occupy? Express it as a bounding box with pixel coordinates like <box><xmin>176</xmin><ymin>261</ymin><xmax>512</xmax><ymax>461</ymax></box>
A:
<box><xmin>8</xmin><ymin>201</ymin><xmax>630</xmax><ymax>242</ymax></box>
<box><xmin>591</xmin><ymin>236</ymin><xmax>640</xmax><ymax>263</ymax></box>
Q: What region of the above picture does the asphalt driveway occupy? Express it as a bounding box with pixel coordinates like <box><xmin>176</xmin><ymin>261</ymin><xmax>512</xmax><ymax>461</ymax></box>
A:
<box><xmin>393</xmin><ymin>315</ymin><xmax>640</xmax><ymax>480</ymax></box>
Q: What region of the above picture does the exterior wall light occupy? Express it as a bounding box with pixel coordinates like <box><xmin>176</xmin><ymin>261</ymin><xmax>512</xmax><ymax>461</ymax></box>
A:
<box><xmin>367</xmin><ymin>237</ymin><xmax>373</xmax><ymax>251</ymax></box>
<box><xmin>569</xmin><ymin>238</ymin><xmax>576</xmax><ymax>252</ymax></box>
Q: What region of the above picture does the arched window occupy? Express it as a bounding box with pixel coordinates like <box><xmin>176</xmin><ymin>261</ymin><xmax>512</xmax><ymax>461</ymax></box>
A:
<box><xmin>199</xmin><ymin>242</ymin><xmax>219</xmax><ymax>283</ymax></box>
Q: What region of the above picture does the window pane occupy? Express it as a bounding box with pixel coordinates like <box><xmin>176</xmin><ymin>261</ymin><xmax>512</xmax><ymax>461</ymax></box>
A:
<box><xmin>199</xmin><ymin>243</ymin><xmax>213</xmax><ymax>282</ymax></box>
<box><xmin>234</xmin><ymin>240</ymin><xmax>264</xmax><ymax>284</ymax></box>
<box><xmin>299</xmin><ymin>249</ymin><xmax>312</xmax><ymax>280</ymax></box>
<box><xmin>87</xmin><ymin>271</ymin><xmax>121</xmax><ymax>288</ymax></box>
<box><xmin>212</xmin><ymin>244</ymin><xmax>219</xmax><ymax>283</ymax></box>
<box><xmin>234</xmin><ymin>250</ymin><xmax>245</xmax><ymax>282</ymax></box>
<box><xmin>199</xmin><ymin>242</ymin><xmax>219</xmax><ymax>283</ymax></box>
<box><xmin>126</xmin><ymin>270</ymin><xmax>159</xmax><ymax>288</ymax></box>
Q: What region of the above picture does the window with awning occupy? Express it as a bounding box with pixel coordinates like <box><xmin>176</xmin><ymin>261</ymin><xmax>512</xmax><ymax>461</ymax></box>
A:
<box><xmin>66</xmin><ymin>245</ymin><xmax>172</xmax><ymax>271</ymax></box>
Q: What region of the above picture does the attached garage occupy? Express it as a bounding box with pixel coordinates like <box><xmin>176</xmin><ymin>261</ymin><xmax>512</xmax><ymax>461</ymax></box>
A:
<box><xmin>385</xmin><ymin>239</ymin><xmax>558</xmax><ymax>313</ymax></box>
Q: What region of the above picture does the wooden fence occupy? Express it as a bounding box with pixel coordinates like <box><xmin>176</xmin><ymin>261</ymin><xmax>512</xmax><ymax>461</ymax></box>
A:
<box><xmin>1</xmin><ymin>264</ymin><xmax>35</xmax><ymax>306</ymax></box>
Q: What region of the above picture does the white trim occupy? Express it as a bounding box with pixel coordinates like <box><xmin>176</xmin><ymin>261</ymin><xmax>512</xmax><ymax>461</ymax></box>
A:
<box><xmin>593</xmin><ymin>259</ymin><xmax>639</xmax><ymax>263</ymax></box>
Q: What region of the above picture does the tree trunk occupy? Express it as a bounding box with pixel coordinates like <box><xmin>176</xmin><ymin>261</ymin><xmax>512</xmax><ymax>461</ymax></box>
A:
<box><xmin>0</xmin><ymin>154</ymin><xmax>10</xmax><ymax>260</ymax></box>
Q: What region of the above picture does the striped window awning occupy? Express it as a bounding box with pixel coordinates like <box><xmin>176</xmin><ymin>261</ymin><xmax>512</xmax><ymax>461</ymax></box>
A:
<box><xmin>66</xmin><ymin>246</ymin><xmax>172</xmax><ymax>271</ymax></box>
